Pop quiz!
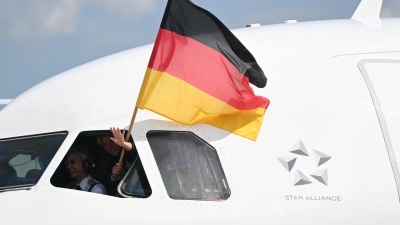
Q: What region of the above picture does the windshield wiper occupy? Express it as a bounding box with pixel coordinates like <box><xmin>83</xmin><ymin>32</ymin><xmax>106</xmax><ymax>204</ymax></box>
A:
<box><xmin>0</xmin><ymin>184</ymin><xmax>33</xmax><ymax>193</ymax></box>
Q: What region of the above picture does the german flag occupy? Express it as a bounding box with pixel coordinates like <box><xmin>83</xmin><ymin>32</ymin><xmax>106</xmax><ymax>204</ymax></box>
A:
<box><xmin>136</xmin><ymin>0</ymin><xmax>270</xmax><ymax>141</ymax></box>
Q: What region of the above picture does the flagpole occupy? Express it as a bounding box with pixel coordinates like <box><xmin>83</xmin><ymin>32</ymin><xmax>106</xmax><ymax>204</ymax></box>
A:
<box><xmin>119</xmin><ymin>106</ymin><xmax>138</xmax><ymax>165</ymax></box>
<box><xmin>118</xmin><ymin>57</ymin><xmax>152</xmax><ymax>166</ymax></box>
<box><xmin>115</xmin><ymin>2</ymin><xmax>161</xmax><ymax>166</ymax></box>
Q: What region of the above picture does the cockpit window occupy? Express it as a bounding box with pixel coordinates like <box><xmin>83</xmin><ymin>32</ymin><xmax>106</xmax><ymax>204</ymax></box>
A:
<box><xmin>119</xmin><ymin>157</ymin><xmax>152</xmax><ymax>198</ymax></box>
<box><xmin>146</xmin><ymin>130</ymin><xmax>230</xmax><ymax>200</ymax></box>
<box><xmin>0</xmin><ymin>132</ymin><xmax>67</xmax><ymax>188</ymax></box>
<box><xmin>50</xmin><ymin>130</ymin><xmax>151</xmax><ymax>198</ymax></box>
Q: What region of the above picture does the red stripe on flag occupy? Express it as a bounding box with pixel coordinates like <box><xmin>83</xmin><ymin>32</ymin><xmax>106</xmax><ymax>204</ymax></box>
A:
<box><xmin>148</xmin><ymin>28</ymin><xmax>269</xmax><ymax>110</ymax></box>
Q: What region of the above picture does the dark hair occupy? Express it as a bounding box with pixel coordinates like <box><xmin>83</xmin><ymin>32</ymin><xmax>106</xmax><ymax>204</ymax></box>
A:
<box><xmin>96</xmin><ymin>136</ymin><xmax>105</xmax><ymax>147</ymax></box>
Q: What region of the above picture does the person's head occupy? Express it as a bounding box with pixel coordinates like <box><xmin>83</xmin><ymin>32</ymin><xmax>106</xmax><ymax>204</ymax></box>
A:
<box><xmin>98</xmin><ymin>136</ymin><xmax>120</xmax><ymax>156</ymax></box>
<box><xmin>65</xmin><ymin>148</ymin><xmax>90</xmax><ymax>182</ymax></box>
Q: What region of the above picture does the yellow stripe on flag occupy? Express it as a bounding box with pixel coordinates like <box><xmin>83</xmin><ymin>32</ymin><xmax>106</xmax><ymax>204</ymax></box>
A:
<box><xmin>137</xmin><ymin>68</ymin><xmax>266</xmax><ymax>140</ymax></box>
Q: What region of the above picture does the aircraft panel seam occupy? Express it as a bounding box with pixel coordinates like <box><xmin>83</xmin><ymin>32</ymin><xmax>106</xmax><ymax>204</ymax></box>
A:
<box><xmin>358</xmin><ymin>59</ymin><xmax>400</xmax><ymax>202</ymax></box>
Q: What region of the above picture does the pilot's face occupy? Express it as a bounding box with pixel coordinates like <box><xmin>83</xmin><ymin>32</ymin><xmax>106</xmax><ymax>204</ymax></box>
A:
<box><xmin>100</xmin><ymin>136</ymin><xmax>120</xmax><ymax>156</ymax></box>
<box><xmin>65</xmin><ymin>153</ymin><xmax>86</xmax><ymax>180</ymax></box>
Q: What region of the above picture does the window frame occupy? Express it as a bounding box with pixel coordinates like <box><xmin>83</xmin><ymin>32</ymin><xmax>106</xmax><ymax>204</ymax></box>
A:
<box><xmin>49</xmin><ymin>130</ymin><xmax>152</xmax><ymax>198</ymax></box>
<box><xmin>0</xmin><ymin>131</ymin><xmax>68</xmax><ymax>190</ymax></box>
<box><xmin>117</xmin><ymin>156</ymin><xmax>152</xmax><ymax>198</ymax></box>
<box><xmin>146</xmin><ymin>130</ymin><xmax>231</xmax><ymax>201</ymax></box>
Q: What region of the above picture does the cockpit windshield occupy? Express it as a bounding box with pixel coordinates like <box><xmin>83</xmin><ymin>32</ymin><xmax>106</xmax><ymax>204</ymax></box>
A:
<box><xmin>0</xmin><ymin>132</ymin><xmax>67</xmax><ymax>189</ymax></box>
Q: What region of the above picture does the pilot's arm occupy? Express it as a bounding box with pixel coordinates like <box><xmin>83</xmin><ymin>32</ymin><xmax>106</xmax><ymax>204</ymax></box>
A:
<box><xmin>110</xmin><ymin>127</ymin><xmax>133</xmax><ymax>151</ymax></box>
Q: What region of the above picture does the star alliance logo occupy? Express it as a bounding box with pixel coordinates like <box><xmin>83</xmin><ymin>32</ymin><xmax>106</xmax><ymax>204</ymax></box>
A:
<box><xmin>277</xmin><ymin>140</ymin><xmax>332</xmax><ymax>186</ymax></box>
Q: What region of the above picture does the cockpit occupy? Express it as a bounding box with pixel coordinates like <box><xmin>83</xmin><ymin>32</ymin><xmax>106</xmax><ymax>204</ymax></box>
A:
<box><xmin>0</xmin><ymin>129</ymin><xmax>231</xmax><ymax>200</ymax></box>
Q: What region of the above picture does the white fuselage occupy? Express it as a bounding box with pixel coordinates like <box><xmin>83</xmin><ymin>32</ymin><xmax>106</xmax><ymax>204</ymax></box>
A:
<box><xmin>1</xmin><ymin>18</ymin><xmax>400</xmax><ymax>224</ymax></box>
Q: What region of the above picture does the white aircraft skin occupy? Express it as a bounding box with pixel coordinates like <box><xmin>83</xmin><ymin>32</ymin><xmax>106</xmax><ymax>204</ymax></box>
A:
<box><xmin>0</xmin><ymin>99</ymin><xmax>12</xmax><ymax>111</ymax></box>
<box><xmin>1</xmin><ymin>0</ymin><xmax>400</xmax><ymax>224</ymax></box>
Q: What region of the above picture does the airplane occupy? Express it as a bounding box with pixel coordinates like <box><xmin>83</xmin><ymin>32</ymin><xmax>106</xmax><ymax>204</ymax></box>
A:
<box><xmin>1</xmin><ymin>0</ymin><xmax>400</xmax><ymax>224</ymax></box>
<box><xmin>0</xmin><ymin>99</ymin><xmax>12</xmax><ymax>111</ymax></box>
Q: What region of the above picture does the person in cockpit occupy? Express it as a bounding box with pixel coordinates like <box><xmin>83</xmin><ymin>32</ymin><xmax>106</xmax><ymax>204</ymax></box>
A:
<box><xmin>97</xmin><ymin>127</ymin><xmax>136</xmax><ymax>196</ymax></box>
<box><xmin>64</xmin><ymin>148</ymin><xmax>106</xmax><ymax>194</ymax></box>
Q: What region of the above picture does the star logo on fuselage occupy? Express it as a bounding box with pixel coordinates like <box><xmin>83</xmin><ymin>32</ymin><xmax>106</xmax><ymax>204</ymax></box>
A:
<box><xmin>277</xmin><ymin>140</ymin><xmax>331</xmax><ymax>186</ymax></box>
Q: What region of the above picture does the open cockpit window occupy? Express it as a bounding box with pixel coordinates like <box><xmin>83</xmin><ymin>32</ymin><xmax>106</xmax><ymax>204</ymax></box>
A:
<box><xmin>50</xmin><ymin>130</ymin><xmax>151</xmax><ymax>198</ymax></box>
<box><xmin>147</xmin><ymin>130</ymin><xmax>230</xmax><ymax>200</ymax></box>
<box><xmin>0</xmin><ymin>132</ymin><xmax>67</xmax><ymax>189</ymax></box>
